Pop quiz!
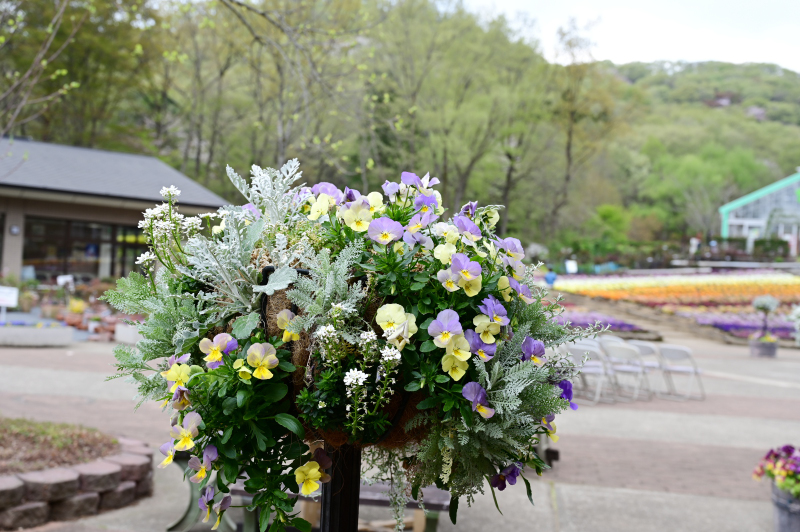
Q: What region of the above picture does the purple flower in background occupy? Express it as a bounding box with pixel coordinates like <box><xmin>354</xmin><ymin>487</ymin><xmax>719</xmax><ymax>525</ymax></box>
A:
<box><xmin>401</xmin><ymin>171</ymin><xmax>423</xmax><ymax>188</ymax></box>
<box><xmin>450</xmin><ymin>253</ymin><xmax>482</xmax><ymax>281</ymax></box>
<box><xmin>465</xmin><ymin>329</ymin><xmax>497</xmax><ymax>361</ymax></box>
<box><xmin>459</xmin><ymin>201</ymin><xmax>477</xmax><ymax>218</ymax></box>
<box><xmin>478</xmin><ymin>295</ymin><xmax>509</xmax><ymax>326</ymax></box>
<box><xmin>404</xmin><ymin>230</ymin><xmax>434</xmax><ymax>250</ymax></box>
<box><xmin>454</xmin><ymin>215</ymin><xmax>482</xmax><ymax>241</ymax></box>
<box><xmin>428</xmin><ymin>309</ymin><xmax>463</xmax><ymax>347</ymax></box>
<box><xmin>382</xmin><ymin>181</ymin><xmax>400</xmax><ymax>197</ymax></box>
<box><xmin>242</xmin><ymin>203</ymin><xmax>262</xmax><ymax>219</ymax></box>
<box><xmin>414</xmin><ymin>193</ymin><xmax>438</xmax><ymax>213</ymax></box>
<box><xmin>188</xmin><ymin>445</ymin><xmax>219</xmax><ymax>483</ymax></box>
<box><xmin>509</xmin><ymin>278</ymin><xmax>535</xmax><ymax>304</ymax></box>
<box><xmin>497</xmin><ymin>237</ymin><xmax>525</xmax><ymax>260</ymax></box>
<box><xmin>368</xmin><ymin>217</ymin><xmax>404</xmax><ymax>245</ymax></box>
<box><xmin>558</xmin><ymin>380</ymin><xmax>579</xmax><ymax>410</ymax></box>
<box><xmin>490</xmin><ymin>462</ymin><xmax>523</xmax><ymax>491</ymax></box>
<box><xmin>198</xmin><ymin>487</ymin><xmax>215</xmax><ymax>523</ymax></box>
<box><xmin>343</xmin><ymin>187</ymin><xmax>361</xmax><ymax>202</ymax></box>
<box><xmin>521</xmin><ymin>336</ymin><xmax>545</xmax><ymax>363</ymax></box>
<box><xmin>461</xmin><ymin>381</ymin><xmax>495</xmax><ymax>419</ymax></box>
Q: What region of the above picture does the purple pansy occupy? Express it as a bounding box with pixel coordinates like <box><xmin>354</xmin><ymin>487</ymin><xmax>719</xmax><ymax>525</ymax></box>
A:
<box><xmin>401</xmin><ymin>171</ymin><xmax>423</xmax><ymax>188</ymax></box>
<box><xmin>311</xmin><ymin>182</ymin><xmax>343</xmax><ymax>204</ymax></box>
<box><xmin>368</xmin><ymin>217</ymin><xmax>404</xmax><ymax>245</ymax></box>
<box><xmin>428</xmin><ymin>309</ymin><xmax>463</xmax><ymax>347</ymax></box>
<box><xmin>558</xmin><ymin>380</ymin><xmax>579</xmax><ymax>410</ymax></box>
<box><xmin>212</xmin><ymin>495</ymin><xmax>232</xmax><ymax>529</ymax></box>
<box><xmin>343</xmin><ymin>187</ymin><xmax>361</xmax><ymax>202</ymax></box>
<box><xmin>404</xmin><ymin>230</ymin><xmax>434</xmax><ymax>250</ymax></box>
<box><xmin>461</xmin><ymin>381</ymin><xmax>495</xmax><ymax>419</ymax></box>
<box><xmin>437</xmin><ymin>269</ymin><xmax>462</xmax><ymax>292</ymax></box>
<box><xmin>521</xmin><ymin>336</ymin><xmax>545</xmax><ymax>363</ymax></box>
<box><xmin>382</xmin><ymin>181</ymin><xmax>400</xmax><ymax>197</ymax></box>
<box><xmin>478</xmin><ymin>295</ymin><xmax>509</xmax><ymax>326</ymax></box>
<box><xmin>198</xmin><ymin>486</ymin><xmax>215</xmax><ymax>523</ymax></box>
<box><xmin>450</xmin><ymin>253</ymin><xmax>482</xmax><ymax>281</ymax></box>
<box><xmin>465</xmin><ymin>329</ymin><xmax>497</xmax><ymax>361</ymax></box>
<box><xmin>167</xmin><ymin>353</ymin><xmax>191</xmax><ymax>367</ymax></box>
<box><xmin>188</xmin><ymin>445</ymin><xmax>219</xmax><ymax>483</ymax></box>
<box><xmin>200</xmin><ymin>333</ymin><xmax>237</xmax><ymax>370</ymax></box>
<box><xmin>460</xmin><ymin>201</ymin><xmax>477</xmax><ymax>218</ymax></box>
<box><xmin>415</xmin><ymin>193</ymin><xmax>438</xmax><ymax>213</ymax></box>
<box><xmin>454</xmin><ymin>215</ymin><xmax>482</xmax><ymax>242</ymax></box>
<box><xmin>508</xmin><ymin>278</ymin><xmax>535</xmax><ymax>304</ymax></box>
<box><xmin>490</xmin><ymin>462</ymin><xmax>523</xmax><ymax>491</ymax></box>
<box><xmin>497</xmin><ymin>237</ymin><xmax>525</xmax><ymax>260</ymax></box>
<box><xmin>172</xmin><ymin>386</ymin><xmax>191</xmax><ymax>411</ymax></box>
<box><xmin>406</xmin><ymin>212</ymin><xmax>436</xmax><ymax>233</ymax></box>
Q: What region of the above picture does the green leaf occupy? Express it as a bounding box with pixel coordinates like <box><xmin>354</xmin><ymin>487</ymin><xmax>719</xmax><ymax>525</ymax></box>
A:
<box><xmin>521</xmin><ymin>474</ymin><xmax>535</xmax><ymax>507</ymax></box>
<box><xmin>420</xmin><ymin>340</ymin><xmax>437</xmax><ymax>353</ymax></box>
<box><xmin>435</xmin><ymin>374</ymin><xmax>450</xmax><ymax>383</ymax></box>
<box><xmin>291</xmin><ymin>518</ymin><xmax>312</xmax><ymax>532</ymax></box>
<box><xmin>411</xmin><ymin>482</ymin><xmax>420</xmax><ymax>501</ymax></box>
<box><xmin>268</xmin><ymin>518</ymin><xmax>285</xmax><ymax>532</ymax></box>
<box><xmin>232</xmin><ymin>312</ymin><xmax>260</xmax><ymax>340</ymax></box>
<box><xmin>278</xmin><ymin>361</ymin><xmax>296</xmax><ymax>372</ymax></box>
<box><xmin>459</xmin><ymin>403</ymin><xmax>474</xmax><ymax>427</ymax></box>
<box><xmin>236</xmin><ymin>388</ymin><xmax>250</xmax><ymax>407</ymax></box>
<box><xmin>416</xmin><ymin>396</ymin><xmax>438</xmax><ymax>410</ymax></box>
<box><xmin>413</xmin><ymin>273</ymin><xmax>429</xmax><ymax>282</ymax></box>
<box><xmin>259</xmin><ymin>506</ymin><xmax>272</xmax><ymax>532</ymax></box>
<box><xmin>275</xmin><ymin>413</ymin><xmax>305</xmax><ymax>438</ymax></box>
<box><xmin>221</xmin><ymin>426</ymin><xmax>233</xmax><ymax>444</ymax></box>
<box><xmin>222</xmin><ymin>397</ymin><xmax>237</xmax><ymax>416</ymax></box>
<box><xmin>404</xmin><ymin>381</ymin><xmax>422</xmax><ymax>392</ymax></box>
<box><xmin>261</xmin><ymin>383</ymin><xmax>289</xmax><ymax>404</ymax></box>
<box><xmin>489</xmin><ymin>482</ymin><xmax>503</xmax><ymax>514</ymax></box>
<box><xmin>449</xmin><ymin>496</ymin><xmax>459</xmax><ymax>524</ymax></box>
<box><xmin>410</xmin><ymin>282</ymin><xmax>426</xmax><ymax>290</ymax></box>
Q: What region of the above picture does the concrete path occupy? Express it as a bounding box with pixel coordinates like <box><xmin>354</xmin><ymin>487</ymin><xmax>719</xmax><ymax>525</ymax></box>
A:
<box><xmin>1</xmin><ymin>314</ymin><xmax>795</xmax><ymax>532</ymax></box>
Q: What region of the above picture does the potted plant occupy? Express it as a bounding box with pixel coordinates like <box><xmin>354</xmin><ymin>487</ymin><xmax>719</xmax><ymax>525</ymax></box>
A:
<box><xmin>751</xmin><ymin>295</ymin><xmax>780</xmax><ymax>357</ymax></box>
<box><xmin>102</xmin><ymin>162</ymin><xmax>596</xmax><ymax>530</ymax></box>
<box><xmin>754</xmin><ymin>445</ymin><xmax>800</xmax><ymax>531</ymax></box>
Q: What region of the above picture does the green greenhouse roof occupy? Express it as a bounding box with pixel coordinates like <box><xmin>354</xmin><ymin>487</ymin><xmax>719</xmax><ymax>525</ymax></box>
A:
<box><xmin>718</xmin><ymin>172</ymin><xmax>800</xmax><ymax>215</ymax></box>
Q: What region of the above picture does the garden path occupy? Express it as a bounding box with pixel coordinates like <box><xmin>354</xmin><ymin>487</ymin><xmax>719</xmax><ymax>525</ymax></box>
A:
<box><xmin>1</xmin><ymin>320</ymin><xmax>796</xmax><ymax>531</ymax></box>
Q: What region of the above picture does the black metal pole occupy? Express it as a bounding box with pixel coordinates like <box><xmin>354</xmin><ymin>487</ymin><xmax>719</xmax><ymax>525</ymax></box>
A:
<box><xmin>319</xmin><ymin>444</ymin><xmax>361</xmax><ymax>532</ymax></box>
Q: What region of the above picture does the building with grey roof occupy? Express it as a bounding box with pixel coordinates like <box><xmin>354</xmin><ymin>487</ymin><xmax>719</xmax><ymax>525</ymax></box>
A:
<box><xmin>0</xmin><ymin>138</ymin><xmax>226</xmax><ymax>282</ymax></box>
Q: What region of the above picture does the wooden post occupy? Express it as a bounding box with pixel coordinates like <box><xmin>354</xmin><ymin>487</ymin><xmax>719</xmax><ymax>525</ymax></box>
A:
<box><xmin>320</xmin><ymin>444</ymin><xmax>362</xmax><ymax>532</ymax></box>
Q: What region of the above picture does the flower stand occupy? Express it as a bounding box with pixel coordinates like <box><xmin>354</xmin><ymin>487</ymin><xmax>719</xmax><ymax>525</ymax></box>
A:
<box><xmin>773</xmin><ymin>483</ymin><xmax>800</xmax><ymax>532</ymax></box>
<box><xmin>750</xmin><ymin>340</ymin><xmax>778</xmax><ymax>358</ymax></box>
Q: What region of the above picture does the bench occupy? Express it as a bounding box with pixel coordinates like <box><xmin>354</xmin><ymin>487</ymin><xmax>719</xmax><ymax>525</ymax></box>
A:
<box><xmin>166</xmin><ymin>454</ymin><xmax>450</xmax><ymax>532</ymax></box>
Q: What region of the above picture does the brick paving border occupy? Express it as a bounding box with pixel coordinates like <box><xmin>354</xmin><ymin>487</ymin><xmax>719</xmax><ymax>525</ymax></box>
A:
<box><xmin>0</xmin><ymin>438</ymin><xmax>152</xmax><ymax>530</ymax></box>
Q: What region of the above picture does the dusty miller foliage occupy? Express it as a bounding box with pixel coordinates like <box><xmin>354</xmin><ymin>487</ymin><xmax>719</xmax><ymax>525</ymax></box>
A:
<box><xmin>227</xmin><ymin>159</ymin><xmax>308</xmax><ymax>225</ymax></box>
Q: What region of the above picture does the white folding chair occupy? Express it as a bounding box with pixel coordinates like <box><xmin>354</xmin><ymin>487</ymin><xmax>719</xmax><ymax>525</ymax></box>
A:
<box><xmin>568</xmin><ymin>345</ymin><xmax>614</xmax><ymax>404</ymax></box>
<box><xmin>602</xmin><ymin>342</ymin><xmax>653</xmax><ymax>401</ymax></box>
<box><xmin>658</xmin><ymin>344</ymin><xmax>705</xmax><ymax>401</ymax></box>
<box><xmin>627</xmin><ymin>340</ymin><xmax>669</xmax><ymax>394</ymax></box>
<box><xmin>600</xmin><ymin>334</ymin><xmax>626</xmax><ymax>343</ymax></box>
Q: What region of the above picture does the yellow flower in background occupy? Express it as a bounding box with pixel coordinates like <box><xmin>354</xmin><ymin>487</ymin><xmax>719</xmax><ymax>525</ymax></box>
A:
<box><xmin>308</xmin><ymin>193</ymin><xmax>332</xmax><ymax>221</ymax></box>
<box><xmin>233</xmin><ymin>359</ymin><xmax>252</xmax><ymax>380</ymax></box>
<box><xmin>276</xmin><ymin>309</ymin><xmax>299</xmax><ymax>342</ymax></box>
<box><xmin>498</xmin><ymin>276</ymin><xmax>512</xmax><ymax>302</ymax></box>
<box><xmin>441</xmin><ymin>353</ymin><xmax>468</xmax><ymax>381</ymax></box>
<box><xmin>246</xmin><ymin>343</ymin><xmax>279</xmax><ymax>380</ymax></box>
<box><xmin>68</xmin><ymin>298</ymin><xmax>87</xmax><ymax>314</ymax></box>
<box><xmin>458</xmin><ymin>276</ymin><xmax>482</xmax><ymax>297</ymax></box>
<box><xmin>433</xmin><ymin>243</ymin><xmax>457</xmax><ymax>264</ymax></box>
<box><xmin>295</xmin><ymin>461</ymin><xmax>323</xmax><ymax>495</ymax></box>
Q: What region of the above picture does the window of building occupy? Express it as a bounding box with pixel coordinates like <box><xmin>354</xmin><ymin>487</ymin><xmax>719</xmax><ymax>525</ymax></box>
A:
<box><xmin>23</xmin><ymin>217</ymin><xmax>148</xmax><ymax>284</ymax></box>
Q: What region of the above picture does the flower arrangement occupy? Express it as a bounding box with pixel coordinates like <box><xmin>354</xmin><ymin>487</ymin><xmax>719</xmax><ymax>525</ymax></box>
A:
<box><xmin>753</xmin><ymin>444</ymin><xmax>800</xmax><ymax>498</ymax></box>
<box><xmin>102</xmin><ymin>161</ymin><xmax>594</xmax><ymax>529</ymax></box>
<box><xmin>751</xmin><ymin>295</ymin><xmax>780</xmax><ymax>343</ymax></box>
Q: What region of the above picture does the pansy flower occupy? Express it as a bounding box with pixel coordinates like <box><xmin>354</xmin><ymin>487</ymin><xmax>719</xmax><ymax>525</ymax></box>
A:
<box><xmin>521</xmin><ymin>337</ymin><xmax>545</xmax><ymax>363</ymax></box>
<box><xmin>343</xmin><ymin>186</ymin><xmax>361</xmax><ymax>202</ymax></box>
<box><xmin>541</xmin><ymin>413</ymin><xmax>559</xmax><ymax>442</ymax></box>
<box><xmin>454</xmin><ymin>215</ymin><xmax>482</xmax><ymax>242</ymax></box>
<box><xmin>558</xmin><ymin>380</ymin><xmax>579</xmax><ymax>410</ymax></box>
<box><xmin>415</xmin><ymin>193</ymin><xmax>438</xmax><ymax>214</ymax></box>
<box><xmin>158</xmin><ymin>441</ymin><xmax>175</xmax><ymax>469</ymax></box>
<box><xmin>385</xmin><ymin>313</ymin><xmax>418</xmax><ymax>351</ymax></box>
<box><xmin>441</xmin><ymin>353</ymin><xmax>468</xmax><ymax>381</ymax></box>
<box><xmin>509</xmin><ymin>278</ymin><xmax>536</xmax><ymax>304</ymax></box>
<box><xmin>172</xmin><ymin>386</ymin><xmax>191</xmax><ymax>411</ymax></box>
<box><xmin>308</xmin><ymin>193</ymin><xmax>333</xmax><ymax>221</ymax></box>
<box><xmin>433</xmin><ymin>243</ymin><xmax>457</xmax><ymax>264</ymax></box>
<box><xmin>478</xmin><ymin>295</ymin><xmax>509</xmax><ymax>326</ymax></box>
<box><xmin>473</xmin><ymin>314</ymin><xmax>501</xmax><ymax>344</ymax></box>
<box><xmin>450</xmin><ymin>253</ymin><xmax>482</xmax><ymax>281</ymax></box>
<box><xmin>170</xmin><ymin>412</ymin><xmax>202</xmax><ymax>451</ymax></box>
<box><xmin>242</xmin><ymin>203</ymin><xmax>261</xmax><ymax>220</ymax></box>
<box><xmin>211</xmin><ymin>495</ymin><xmax>232</xmax><ymax>530</ymax></box>
<box><xmin>276</xmin><ymin>309</ymin><xmax>299</xmax><ymax>342</ymax></box>
<box><xmin>460</xmin><ymin>201</ymin><xmax>477</xmax><ymax>218</ymax></box>
<box><xmin>445</xmin><ymin>334</ymin><xmax>470</xmax><ymax>361</ymax></box>
<box><xmin>161</xmin><ymin>357</ymin><xmax>192</xmax><ymax>392</ymax></box>
<box><xmin>342</xmin><ymin>200</ymin><xmax>371</xmax><ymax>232</ymax></box>
<box><xmin>247</xmin><ymin>343</ymin><xmax>280</xmax><ymax>380</ymax></box>
<box><xmin>198</xmin><ymin>487</ymin><xmax>215</xmax><ymax>523</ymax></box>
<box><xmin>465</xmin><ymin>329</ymin><xmax>496</xmax><ymax>361</ymax></box>
<box><xmin>382</xmin><ymin>180</ymin><xmax>400</xmax><ymax>198</ymax></box>
<box><xmin>432</xmin><ymin>222</ymin><xmax>460</xmax><ymax>244</ymax></box>
<box><xmin>405</xmin><ymin>212</ymin><xmax>435</xmax><ymax>233</ymax></box>
<box><xmin>232</xmin><ymin>359</ymin><xmax>252</xmax><ymax>381</ymax></box>
<box><xmin>311</xmin><ymin>182</ymin><xmax>343</xmax><ymax>204</ymax></box>
<box><xmin>428</xmin><ymin>309</ymin><xmax>463</xmax><ymax>347</ymax></box>
<box><xmin>403</xmin><ymin>230</ymin><xmax>434</xmax><ymax>250</ymax></box>
<box><xmin>497</xmin><ymin>276</ymin><xmax>513</xmax><ymax>302</ymax></box>
<box><xmin>491</xmin><ymin>462</ymin><xmax>522</xmax><ymax>491</ymax></box>
<box><xmin>458</xmin><ymin>275</ymin><xmax>482</xmax><ymax>297</ymax></box>
<box><xmin>368</xmin><ymin>217</ymin><xmax>404</xmax><ymax>245</ymax></box>
<box><xmin>437</xmin><ymin>269</ymin><xmax>461</xmax><ymax>292</ymax></box>
<box><xmin>295</xmin><ymin>461</ymin><xmax>324</xmax><ymax>495</ymax></box>
<box><xmin>189</xmin><ymin>445</ymin><xmax>218</xmax><ymax>483</ymax></box>
<box><xmin>364</xmin><ymin>191</ymin><xmax>384</xmax><ymax>214</ymax></box>
<box><xmin>461</xmin><ymin>382</ymin><xmax>495</xmax><ymax>419</ymax></box>
<box><xmin>200</xmin><ymin>333</ymin><xmax>237</xmax><ymax>370</ymax></box>
<box><xmin>497</xmin><ymin>237</ymin><xmax>525</xmax><ymax>261</ymax></box>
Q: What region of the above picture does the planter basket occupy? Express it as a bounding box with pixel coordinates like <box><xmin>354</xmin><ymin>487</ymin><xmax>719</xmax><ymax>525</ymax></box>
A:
<box><xmin>750</xmin><ymin>340</ymin><xmax>778</xmax><ymax>358</ymax></box>
<box><xmin>259</xmin><ymin>266</ymin><xmax>427</xmax><ymax>450</ymax></box>
<box><xmin>773</xmin><ymin>484</ymin><xmax>800</xmax><ymax>532</ymax></box>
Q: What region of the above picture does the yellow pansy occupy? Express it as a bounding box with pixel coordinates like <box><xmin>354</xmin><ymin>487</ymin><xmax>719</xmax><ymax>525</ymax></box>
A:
<box><xmin>161</xmin><ymin>363</ymin><xmax>192</xmax><ymax>392</ymax></box>
<box><xmin>393</xmin><ymin>242</ymin><xmax>406</xmax><ymax>255</ymax></box>
<box><xmin>365</xmin><ymin>191</ymin><xmax>384</xmax><ymax>214</ymax></box>
<box><xmin>458</xmin><ymin>275</ymin><xmax>482</xmax><ymax>297</ymax></box>
<box><xmin>295</xmin><ymin>461</ymin><xmax>323</xmax><ymax>495</ymax></box>
<box><xmin>445</xmin><ymin>335</ymin><xmax>470</xmax><ymax>361</ymax></box>
<box><xmin>246</xmin><ymin>343</ymin><xmax>280</xmax><ymax>380</ymax></box>
<box><xmin>375</xmin><ymin>304</ymin><xmax>406</xmax><ymax>331</ymax></box>
<box><xmin>308</xmin><ymin>193</ymin><xmax>332</xmax><ymax>221</ymax></box>
<box><xmin>433</xmin><ymin>243</ymin><xmax>457</xmax><ymax>264</ymax></box>
<box><xmin>498</xmin><ymin>276</ymin><xmax>513</xmax><ymax>302</ymax></box>
<box><xmin>276</xmin><ymin>309</ymin><xmax>300</xmax><ymax>342</ymax></box>
<box><xmin>441</xmin><ymin>354</ymin><xmax>468</xmax><ymax>381</ymax></box>
<box><xmin>342</xmin><ymin>201</ymin><xmax>371</xmax><ymax>232</ymax></box>
<box><xmin>484</xmin><ymin>208</ymin><xmax>499</xmax><ymax>227</ymax></box>
<box><xmin>233</xmin><ymin>359</ymin><xmax>252</xmax><ymax>380</ymax></box>
<box><xmin>386</xmin><ymin>313</ymin><xmax>417</xmax><ymax>351</ymax></box>
<box><xmin>473</xmin><ymin>314</ymin><xmax>500</xmax><ymax>343</ymax></box>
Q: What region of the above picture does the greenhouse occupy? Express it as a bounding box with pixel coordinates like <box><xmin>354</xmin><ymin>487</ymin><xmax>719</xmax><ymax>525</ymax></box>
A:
<box><xmin>718</xmin><ymin>170</ymin><xmax>800</xmax><ymax>256</ymax></box>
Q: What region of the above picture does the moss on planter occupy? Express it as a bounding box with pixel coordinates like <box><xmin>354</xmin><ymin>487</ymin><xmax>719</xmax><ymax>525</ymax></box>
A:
<box><xmin>0</xmin><ymin>418</ymin><xmax>119</xmax><ymax>475</ymax></box>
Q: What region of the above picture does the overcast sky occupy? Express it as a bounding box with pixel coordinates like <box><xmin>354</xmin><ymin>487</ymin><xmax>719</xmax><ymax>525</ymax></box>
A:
<box><xmin>464</xmin><ymin>0</ymin><xmax>800</xmax><ymax>72</ymax></box>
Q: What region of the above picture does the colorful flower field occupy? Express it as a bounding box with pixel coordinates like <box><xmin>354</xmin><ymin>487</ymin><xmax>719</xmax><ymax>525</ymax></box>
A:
<box><xmin>553</xmin><ymin>271</ymin><xmax>800</xmax><ymax>306</ymax></box>
<box><xmin>663</xmin><ymin>305</ymin><xmax>795</xmax><ymax>340</ymax></box>
<box><xmin>556</xmin><ymin>306</ymin><xmax>643</xmax><ymax>332</ymax></box>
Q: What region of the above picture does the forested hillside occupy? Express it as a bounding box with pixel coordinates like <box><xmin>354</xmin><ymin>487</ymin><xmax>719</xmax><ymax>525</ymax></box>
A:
<box><xmin>4</xmin><ymin>0</ymin><xmax>800</xmax><ymax>253</ymax></box>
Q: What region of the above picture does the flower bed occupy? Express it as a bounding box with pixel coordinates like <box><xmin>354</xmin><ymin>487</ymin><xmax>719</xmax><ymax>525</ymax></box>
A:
<box><xmin>0</xmin><ymin>419</ymin><xmax>153</xmax><ymax>530</ymax></box>
<box><xmin>556</xmin><ymin>307</ymin><xmax>643</xmax><ymax>332</ymax></box>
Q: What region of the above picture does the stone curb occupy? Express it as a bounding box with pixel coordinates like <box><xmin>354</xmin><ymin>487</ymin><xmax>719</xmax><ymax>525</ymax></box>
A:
<box><xmin>0</xmin><ymin>437</ymin><xmax>153</xmax><ymax>530</ymax></box>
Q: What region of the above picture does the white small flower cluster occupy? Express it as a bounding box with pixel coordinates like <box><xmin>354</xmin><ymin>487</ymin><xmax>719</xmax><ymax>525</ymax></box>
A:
<box><xmin>343</xmin><ymin>368</ymin><xmax>368</xmax><ymax>388</ymax></box>
<box><xmin>160</xmin><ymin>185</ymin><xmax>181</xmax><ymax>200</ymax></box>
<box><xmin>316</xmin><ymin>325</ymin><xmax>337</xmax><ymax>339</ymax></box>
<box><xmin>380</xmin><ymin>346</ymin><xmax>401</xmax><ymax>362</ymax></box>
<box><xmin>198</xmin><ymin>212</ymin><xmax>218</xmax><ymax>220</ymax></box>
<box><xmin>135</xmin><ymin>251</ymin><xmax>156</xmax><ymax>266</ymax></box>
<box><xmin>182</xmin><ymin>217</ymin><xmax>202</xmax><ymax>235</ymax></box>
<box><xmin>318</xmin><ymin>401</ymin><xmax>327</xmax><ymax>409</ymax></box>
<box><xmin>359</xmin><ymin>330</ymin><xmax>377</xmax><ymax>344</ymax></box>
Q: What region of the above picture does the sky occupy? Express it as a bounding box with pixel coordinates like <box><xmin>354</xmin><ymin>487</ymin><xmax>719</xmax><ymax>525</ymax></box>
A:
<box><xmin>464</xmin><ymin>0</ymin><xmax>800</xmax><ymax>72</ymax></box>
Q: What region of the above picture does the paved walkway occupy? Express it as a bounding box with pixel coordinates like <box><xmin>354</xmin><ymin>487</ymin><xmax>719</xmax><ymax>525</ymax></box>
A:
<box><xmin>1</xmin><ymin>312</ymin><xmax>797</xmax><ymax>531</ymax></box>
